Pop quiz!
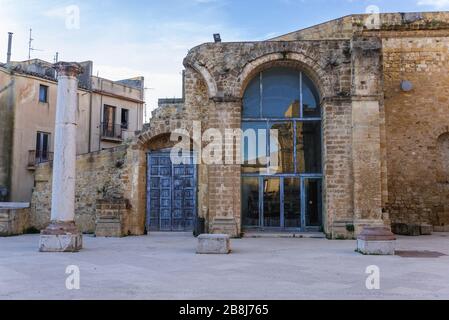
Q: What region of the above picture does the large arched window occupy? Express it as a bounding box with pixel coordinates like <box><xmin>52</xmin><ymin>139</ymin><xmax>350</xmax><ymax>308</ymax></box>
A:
<box><xmin>241</xmin><ymin>67</ymin><xmax>323</xmax><ymax>232</ymax></box>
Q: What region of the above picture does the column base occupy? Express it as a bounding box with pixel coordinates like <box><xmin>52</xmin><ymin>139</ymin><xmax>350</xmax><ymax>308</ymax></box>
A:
<box><xmin>39</xmin><ymin>222</ymin><xmax>83</xmax><ymax>253</ymax></box>
<box><xmin>357</xmin><ymin>227</ymin><xmax>396</xmax><ymax>255</ymax></box>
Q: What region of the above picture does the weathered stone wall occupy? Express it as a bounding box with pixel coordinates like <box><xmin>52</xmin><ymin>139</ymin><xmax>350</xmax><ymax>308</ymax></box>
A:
<box><xmin>383</xmin><ymin>35</ymin><xmax>449</xmax><ymax>231</ymax></box>
<box><xmin>31</xmin><ymin>144</ymin><xmax>146</xmax><ymax>235</ymax></box>
<box><xmin>273</xmin><ymin>12</ymin><xmax>449</xmax><ymax>41</ymax></box>
<box><xmin>136</xmin><ymin>37</ymin><xmax>385</xmax><ymax>239</ymax></box>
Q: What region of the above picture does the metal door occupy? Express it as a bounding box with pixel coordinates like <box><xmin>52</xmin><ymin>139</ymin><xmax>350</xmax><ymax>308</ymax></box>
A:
<box><xmin>147</xmin><ymin>152</ymin><xmax>197</xmax><ymax>232</ymax></box>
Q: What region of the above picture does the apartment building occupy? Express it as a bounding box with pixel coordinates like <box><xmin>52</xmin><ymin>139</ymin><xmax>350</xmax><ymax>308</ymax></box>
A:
<box><xmin>0</xmin><ymin>59</ymin><xmax>144</xmax><ymax>202</ymax></box>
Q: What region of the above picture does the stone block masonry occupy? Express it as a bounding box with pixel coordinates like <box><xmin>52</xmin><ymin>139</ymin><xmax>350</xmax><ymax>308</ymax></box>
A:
<box><xmin>197</xmin><ymin>234</ymin><xmax>231</xmax><ymax>254</ymax></box>
<box><xmin>31</xmin><ymin>144</ymin><xmax>146</xmax><ymax>236</ymax></box>
<box><xmin>0</xmin><ymin>204</ymin><xmax>30</xmax><ymax>236</ymax></box>
<box><xmin>383</xmin><ymin>35</ymin><xmax>449</xmax><ymax>230</ymax></box>
<box><xmin>95</xmin><ymin>199</ymin><xmax>130</xmax><ymax>237</ymax></box>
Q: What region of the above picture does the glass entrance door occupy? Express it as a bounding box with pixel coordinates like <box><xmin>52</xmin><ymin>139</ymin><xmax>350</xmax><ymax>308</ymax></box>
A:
<box><xmin>242</xmin><ymin>176</ymin><xmax>321</xmax><ymax>232</ymax></box>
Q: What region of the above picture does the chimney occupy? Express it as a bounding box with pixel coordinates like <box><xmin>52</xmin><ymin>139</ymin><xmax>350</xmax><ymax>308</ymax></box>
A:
<box><xmin>7</xmin><ymin>32</ymin><xmax>13</xmax><ymax>64</ymax></box>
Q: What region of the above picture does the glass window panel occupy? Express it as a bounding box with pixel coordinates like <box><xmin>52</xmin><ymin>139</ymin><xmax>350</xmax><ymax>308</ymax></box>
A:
<box><xmin>242</xmin><ymin>177</ymin><xmax>260</xmax><ymax>227</ymax></box>
<box><xmin>243</xmin><ymin>75</ymin><xmax>261</xmax><ymax>118</ymax></box>
<box><xmin>262</xmin><ymin>68</ymin><xmax>300</xmax><ymax>118</ymax></box>
<box><xmin>284</xmin><ymin>178</ymin><xmax>301</xmax><ymax>229</ymax></box>
<box><xmin>263</xmin><ymin>178</ymin><xmax>281</xmax><ymax>228</ymax></box>
<box><xmin>305</xmin><ymin>179</ymin><xmax>322</xmax><ymax>228</ymax></box>
<box><xmin>42</xmin><ymin>134</ymin><xmax>49</xmax><ymax>160</ymax></box>
<box><xmin>296</xmin><ymin>121</ymin><xmax>322</xmax><ymax>173</ymax></box>
<box><xmin>39</xmin><ymin>85</ymin><xmax>48</xmax><ymax>103</ymax></box>
<box><xmin>269</xmin><ymin>122</ymin><xmax>294</xmax><ymax>174</ymax></box>
<box><xmin>242</xmin><ymin>122</ymin><xmax>268</xmax><ymax>174</ymax></box>
<box><xmin>302</xmin><ymin>74</ymin><xmax>321</xmax><ymax>118</ymax></box>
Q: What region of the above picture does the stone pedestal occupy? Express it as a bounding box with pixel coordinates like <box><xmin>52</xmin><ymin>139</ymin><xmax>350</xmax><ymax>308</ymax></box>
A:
<box><xmin>95</xmin><ymin>199</ymin><xmax>129</xmax><ymax>237</ymax></box>
<box><xmin>39</xmin><ymin>222</ymin><xmax>82</xmax><ymax>252</ymax></box>
<box><xmin>39</xmin><ymin>62</ymin><xmax>83</xmax><ymax>252</ymax></box>
<box><xmin>197</xmin><ymin>234</ymin><xmax>231</xmax><ymax>254</ymax></box>
<box><xmin>0</xmin><ymin>203</ymin><xmax>30</xmax><ymax>236</ymax></box>
<box><xmin>357</xmin><ymin>227</ymin><xmax>396</xmax><ymax>255</ymax></box>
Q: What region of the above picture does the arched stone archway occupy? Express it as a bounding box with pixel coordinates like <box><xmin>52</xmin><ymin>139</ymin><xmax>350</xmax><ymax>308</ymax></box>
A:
<box><xmin>237</xmin><ymin>52</ymin><xmax>333</xmax><ymax>100</ymax></box>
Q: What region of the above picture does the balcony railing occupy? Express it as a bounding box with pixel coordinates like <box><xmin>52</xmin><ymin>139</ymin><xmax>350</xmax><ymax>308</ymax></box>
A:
<box><xmin>28</xmin><ymin>150</ymin><xmax>54</xmax><ymax>169</ymax></box>
<box><xmin>101</xmin><ymin>122</ymin><xmax>124</xmax><ymax>141</ymax></box>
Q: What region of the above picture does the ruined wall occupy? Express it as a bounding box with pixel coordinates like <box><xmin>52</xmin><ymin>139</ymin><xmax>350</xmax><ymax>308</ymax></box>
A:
<box><xmin>135</xmin><ymin>38</ymin><xmax>387</xmax><ymax>238</ymax></box>
<box><xmin>30</xmin><ymin>144</ymin><xmax>145</xmax><ymax>235</ymax></box>
<box><xmin>272</xmin><ymin>15</ymin><xmax>355</xmax><ymax>40</ymax></box>
<box><xmin>272</xmin><ymin>12</ymin><xmax>449</xmax><ymax>41</ymax></box>
<box><xmin>181</xmin><ymin>40</ymin><xmax>378</xmax><ymax>238</ymax></box>
<box><xmin>0</xmin><ymin>69</ymin><xmax>14</xmax><ymax>201</ymax></box>
<box><xmin>383</xmin><ymin>35</ymin><xmax>449</xmax><ymax>230</ymax></box>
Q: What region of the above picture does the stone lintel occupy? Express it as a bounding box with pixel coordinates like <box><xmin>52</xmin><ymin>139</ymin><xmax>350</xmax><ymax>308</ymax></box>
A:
<box><xmin>211</xmin><ymin>96</ymin><xmax>242</xmax><ymax>103</ymax></box>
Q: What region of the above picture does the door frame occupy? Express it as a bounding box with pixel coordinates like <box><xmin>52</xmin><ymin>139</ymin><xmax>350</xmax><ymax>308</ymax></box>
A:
<box><xmin>146</xmin><ymin>150</ymin><xmax>198</xmax><ymax>232</ymax></box>
<box><xmin>243</xmin><ymin>173</ymin><xmax>323</xmax><ymax>233</ymax></box>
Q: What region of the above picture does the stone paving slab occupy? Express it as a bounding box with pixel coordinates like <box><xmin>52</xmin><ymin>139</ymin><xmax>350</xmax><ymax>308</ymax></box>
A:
<box><xmin>0</xmin><ymin>233</ymin><xmax>448</xmax><ymax>300</ymax></box>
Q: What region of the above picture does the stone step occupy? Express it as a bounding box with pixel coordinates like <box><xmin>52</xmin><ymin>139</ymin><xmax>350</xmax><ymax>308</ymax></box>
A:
<box><xmin>243</xmin><ymin>232</ymin><xmax>326</xmax><ymax>239</ymax></box>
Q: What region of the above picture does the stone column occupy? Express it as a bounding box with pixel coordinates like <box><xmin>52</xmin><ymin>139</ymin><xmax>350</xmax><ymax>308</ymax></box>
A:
<box><xmin>39</xmin><ymin>62</ymin><xmax>83</xmax><ymax>253</ymax></box>
<box><xmin>350</xmin><ymin>37</ymin><xmax>388</xmax><ymax>235</ymax></box>
<box><xmin>206</xmin><ymin>99</ymin><xmax>242</xmax><ymax>237</ymax></box>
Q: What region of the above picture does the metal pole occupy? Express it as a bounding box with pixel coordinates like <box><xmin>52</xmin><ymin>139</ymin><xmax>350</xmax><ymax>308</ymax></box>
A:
<box><xmin>6</xmin><ymin>32</ymin><xmax>13</xmax><ymax>64</ymax></box>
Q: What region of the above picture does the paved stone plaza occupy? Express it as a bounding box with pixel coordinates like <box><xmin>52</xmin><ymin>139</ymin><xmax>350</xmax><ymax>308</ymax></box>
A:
<box><xmin>0</xmin><ymin>233</ymin><xmax>448</xmax><ymax>300</ymax></box>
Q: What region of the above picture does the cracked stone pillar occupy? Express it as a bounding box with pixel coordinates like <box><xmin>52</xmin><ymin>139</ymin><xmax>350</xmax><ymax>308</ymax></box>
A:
<box><xmin>39</xmin><ymin>62</ymin><xmax>83</xmax><ymax>253</ymax></box>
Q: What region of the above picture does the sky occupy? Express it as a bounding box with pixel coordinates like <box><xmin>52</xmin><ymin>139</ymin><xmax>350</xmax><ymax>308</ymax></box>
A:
<box><xmin>1</xmin><ymin>0</ymin><xmax>449</xmax><ymax>121</ymax></box>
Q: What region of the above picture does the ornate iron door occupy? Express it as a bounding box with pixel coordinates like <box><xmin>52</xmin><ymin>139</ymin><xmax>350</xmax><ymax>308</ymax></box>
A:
<box><xmin>147</xmin><ymin>152</ymin><xmax>197</xmax><ymax>232</ymax></box>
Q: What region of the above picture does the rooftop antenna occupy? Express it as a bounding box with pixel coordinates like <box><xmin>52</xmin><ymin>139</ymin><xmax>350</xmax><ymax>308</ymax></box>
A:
<box><xmin>7</xmin><ymin>32</ymin><xmax>13</xmax><ymax>64</ymax></box>
<box><xmin>53</xmin><ymin>52</ymin><xmax>59</xmax><ymax>63</ymax></box>
<box><xmin>28</xmin><ymin>28</ymin><xmax>43</xmax><ymax>60</ymax></box>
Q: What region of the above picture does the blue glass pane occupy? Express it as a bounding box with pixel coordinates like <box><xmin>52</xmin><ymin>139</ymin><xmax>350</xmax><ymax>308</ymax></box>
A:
<box><xmin>302</xmin><ymin>74</ymin><xmax>320</xmax><ymax>118</ymax></box>
<box><xmin>243</xmin><ymin>75</ymin><xmax>261</xmax><ymax>118</ymax></box>
<box><xmin>242</xmin><ymin>177</ymin><xmax>260</xmax><ymax>227</ymax></box>
<box><xmin>242</xmin><ymin>122</ymin><xmax>268</xmax><ymax>174</ymax></box>
<box><xmin>296</xmin><ymin>121</ymin><xmax>322</xmax><ymax>173</ymax></box>
<box><xmin>262</xmin><ymin>68</ymin><xmax>300</xmax><ymax>118</ymax></box>
<box><xmin>269</xmin><ymin>122</ymin><xmax>294</xmax><ymax>174</ymax></box>
<box><xmin>39</xmin><ymin>86</ymin><xmax>47</xmax><ymax>103</ymax></box>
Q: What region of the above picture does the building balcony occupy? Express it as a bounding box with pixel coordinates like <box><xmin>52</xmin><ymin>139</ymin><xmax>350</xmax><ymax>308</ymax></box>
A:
<box><xmin>101</xmin><ymin>123</ymin><xmax>125</xmax><ymax>142</ymax></box>
<box><xmin>28</xmin><ymin>150</ymin><xmax>54</xmax><ymax>170</ymax></box>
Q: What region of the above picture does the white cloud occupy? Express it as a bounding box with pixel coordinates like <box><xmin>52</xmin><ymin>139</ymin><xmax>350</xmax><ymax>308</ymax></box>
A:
<box><xmin>0</xmin><ymin>0</ymin><xmax>247</xmax><ymax>123</ymax></box>
<box><xmin>417</xmin><ymin>0</ymin><xmax>449</xmax><ymax>9</ymax></box>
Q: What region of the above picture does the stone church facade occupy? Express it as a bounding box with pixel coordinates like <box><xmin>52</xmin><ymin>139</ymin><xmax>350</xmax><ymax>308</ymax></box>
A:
<box><xmin>26</xmin><ymin>12</ymin><xmax>449</xmax><ymax>239</ymax></box>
